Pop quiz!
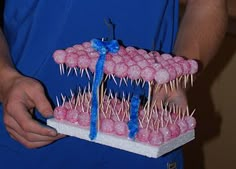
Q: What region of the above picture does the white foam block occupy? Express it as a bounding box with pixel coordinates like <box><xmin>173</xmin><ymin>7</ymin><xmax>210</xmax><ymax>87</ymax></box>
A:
<box><xmin>47</xmin><ymin>118</ymin><xmax>195</xmax><ymax>158</ymax></box>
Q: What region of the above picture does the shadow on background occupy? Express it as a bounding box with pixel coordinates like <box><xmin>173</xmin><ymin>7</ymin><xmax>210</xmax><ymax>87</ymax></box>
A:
<box><xmin>184</xmin><ymin>33</ymin><xmax>236</xmax><ymax>169</ymax></box>
<box><xmin>0</xmin><ymin>0</ymin><xmax>4</xmax><ymax>27</ymax></box>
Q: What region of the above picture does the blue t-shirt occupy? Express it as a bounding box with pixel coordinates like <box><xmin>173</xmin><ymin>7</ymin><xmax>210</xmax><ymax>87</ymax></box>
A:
<box><xmin>0</xmin><ymin>0</ymin><xmax>183</xmax><ymax>168</ymax></box>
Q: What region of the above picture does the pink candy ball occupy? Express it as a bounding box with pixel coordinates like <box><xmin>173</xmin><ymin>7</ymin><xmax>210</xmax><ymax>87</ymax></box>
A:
<box><xmin>66</xmin><ymin>109</ymin><xmax>79</xmax><ymax>123</ymax></box>
<box><xmin>100</xmin><ymin>119</ymin><xmax>114</xmax><ymax>134</ymax></box>
<box><xmin>185</xmin><ymin>116</ymin><xmax>197</xmax><ymax>130</ymax></box>
<box><xmin>136</xmin><ymin>128</ymin><xmax>150</xmax><ymax>143</ymax></box>
<box><xmin>77</xmin><ymin>112</ymin><xmax>90</xmax><ymax>127</ymax></box>
<box><xmin>114</xmin><ymin>121</ymin><xmax>128</xmax><ymax>136</ymax></box>
<box><xmin>154</xmin><ymin>68</ymin><xmax>170</xmax><ymax>84</ymax></box>
<box><xmin>160</xmin><ymin>127</ymin><xmax>172</xmax><ymax>142</ymax></box>
<box><xmin>54</xmin><ymin>106</ymin><xmax>67</xmax><ymax>120</ymax></box>
<box><xmin>53</xmin><ymin>50</ymin><xmax>67</xmax><ymax>64</ymax></box>
<box><xmin>168</xmin><ymin>123</ymin><xmax>181</xmax><ymax>138</ymax></box>
<box><xmin>177</xmin><ymin>119</ymin><xmax>189</xmax><ymax>134</ymax></box>
<box><xmin>148</xmin><ymin>131</ymin><xmax>164</xmax><ymax>146</ymax></box>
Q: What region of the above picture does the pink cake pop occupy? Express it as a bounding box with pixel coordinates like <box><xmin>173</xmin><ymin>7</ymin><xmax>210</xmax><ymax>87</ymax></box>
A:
<box><xmin>77</xmin><ymin>54</ymin><xmax>91</xmax><ymax>69</ymax></box>
<box><xmin>114</xmin><ymin>121</ymin><xmax>128</xmax><ymax>137</ymax></box>
<box><xmin>127</xmin><ymin>65</ymin><xmax>141</xmax><ymax>81</ymax></box>
<box><xmin>114</xmin><ymin>62</ymin><xmax>128</xmax><ymax>78</ymax></box>
<box><xmin>54</xmin><ymin>106</ymin><xmax>67</xmax><ymax>120</ymax></box>
<box><xmin>66</xmin><ymin>109</ymin><xmax>80</xmax><ymax>123</ymax></box>
<box><xmin>154</xmin><ymin>68</ymin><xmax>170</xmax><ymax>84</ymax></box>
<box><xmin>136</xmin><ymin>128</ymin><xmax>150</xmax><ymax>143</ymax></box>
<box><xmin>185</xmin><ymin>116</ymin><xmax>197</xmax><ymax>130</ymax></box>
<box><xmin>141</xmin><ymin>66</ymin><xmax>155</xmax><ymax>82</ymax></box>
<box><xmin>176</xmin><ymin>118</ymin><xmax>189</xmax><ymax>134</ymax></box>
<box><xmin>77</xmin><ymin>112</ymin><xmax>90</xmax><ymax>127</ymax></box>
<box><xmin>52</xmin><ymin>49</ymin><xmax>67</xmax><ymax>74</ymax></box>
<box><xmin>148</xmin><ymin>130</ymin><xmax>164</xmax><ymax>146</ymax></box>
<box><xmin>168</xmin><ymin>123</ymin><xmax>181</xmax><ymax>138</ymax></box>
<box><xmin>88</xmin><ymin>57</ymin><xmax>98</xmax><ymax>73</ymax></box>
<box><xmin>104</xmin><ymin>60</ymin><xmax>115</xmax><ymax>75</ymax></box>
<box><xmin>159</xmin><ymin>126</ymin><xmax>172</xmax><ymax>142</ymax></box>
<box><xmin>100</xmin><ymin>118</ymin><xmax>115</xmax><ymax>134</ymax></box>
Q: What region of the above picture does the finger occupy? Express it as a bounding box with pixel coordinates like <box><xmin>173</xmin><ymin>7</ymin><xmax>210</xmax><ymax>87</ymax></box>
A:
<box><xmin>8</xmin><ymin>127</ymin><xmax>64</xmax><ymax>149</ymax></box>
<box><xmin>5</xmin><ymin>115</ymin><xmax>65</xmax><ymax>142</ymax></box>
<box><xmin>28</xmin><ymin>84</ymin><xmax>53</xmax><ymax>118</ymax></box>
<box><xmin>9</xmin><ymin>102</ymin><xmax>58</xmax><ymax>137</ymax></box>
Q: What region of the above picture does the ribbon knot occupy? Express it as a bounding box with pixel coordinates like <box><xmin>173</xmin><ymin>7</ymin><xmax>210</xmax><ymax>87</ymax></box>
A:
<box><xmin>91</xmin><ymin>38</ymin><xmax>119</xmax><ymax>55</ymax></box>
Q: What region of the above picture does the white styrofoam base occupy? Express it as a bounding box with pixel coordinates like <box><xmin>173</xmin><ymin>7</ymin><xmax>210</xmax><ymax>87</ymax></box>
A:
<box><xmin>47</xmin><ymin>118</ymin><xmax>195</xmax><ymax>158</ymax></box>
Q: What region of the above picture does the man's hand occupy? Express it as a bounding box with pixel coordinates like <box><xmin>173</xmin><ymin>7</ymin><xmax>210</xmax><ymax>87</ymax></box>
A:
<box><xmin>1</xmin><ymin>71</ymin><xmax>64</xmax><ymax>148</ymax></box>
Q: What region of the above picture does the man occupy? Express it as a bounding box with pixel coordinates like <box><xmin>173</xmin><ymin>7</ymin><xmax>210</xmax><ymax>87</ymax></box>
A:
<box><xmin>0</xmin><ymin>0</ymin><xmax>227</xmax><ymax>168</ymax></box>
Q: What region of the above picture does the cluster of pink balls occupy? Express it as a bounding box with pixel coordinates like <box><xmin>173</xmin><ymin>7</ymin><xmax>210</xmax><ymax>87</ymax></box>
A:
<box><xmin>52</xmin><ymin>41</ymin><xmax>198</xmax><ymax>85</ymax></box>
<box><xmin>53</xmin><ymin>93</ymin><xmax>196</xmax><ymax>146</ymax></box>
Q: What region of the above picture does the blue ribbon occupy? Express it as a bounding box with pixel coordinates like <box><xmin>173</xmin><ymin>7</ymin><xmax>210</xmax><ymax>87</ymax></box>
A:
<box><xmin>128</xmin><ymin>95</ymin><xmax>141</xmax><ymax>139</ymax></box>
<box><xmin>89</xmin><ymin>39</ymin><xmax>119</xmax><ymax>140</ymax></box>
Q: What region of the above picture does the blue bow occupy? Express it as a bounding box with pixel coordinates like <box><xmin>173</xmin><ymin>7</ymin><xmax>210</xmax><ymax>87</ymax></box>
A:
<box><xmin>89</xmin><ymin>39</ymin><xmax>119</xmax><ymax>140</ymax></box>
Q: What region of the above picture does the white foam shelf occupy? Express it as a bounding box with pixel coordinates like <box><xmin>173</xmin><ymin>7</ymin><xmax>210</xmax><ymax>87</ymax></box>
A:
<box><xmin>47</xmin><ymin>118</ymin><xmax>195</xmax><ymax>158</ymax></box>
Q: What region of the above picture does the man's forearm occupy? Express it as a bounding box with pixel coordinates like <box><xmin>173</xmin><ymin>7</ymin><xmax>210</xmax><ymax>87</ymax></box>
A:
<box><xmin>0</xmin><ymin>29</ymin><xmax>19</xmax><ymax>102</ymax></box>
<box><xmin>174</xmin><ymin>0</ymin><xmax>228</xmax><ymax>68</ymax></box>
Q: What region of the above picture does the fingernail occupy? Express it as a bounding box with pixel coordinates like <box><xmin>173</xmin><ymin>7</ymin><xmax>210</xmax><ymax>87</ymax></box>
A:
<box><xmin>49</xmin><ymin>130</ymin><xmax>58</xmax><ymax>136</ymax></box>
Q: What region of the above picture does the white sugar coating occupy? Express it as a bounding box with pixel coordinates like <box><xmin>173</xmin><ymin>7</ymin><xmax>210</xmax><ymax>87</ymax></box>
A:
<box><xmin>141</xmin><ymin>66</ymin><xmax>155</xmax><ymax>82</ymax></box>
<box><xmin>65</xmin><ymin>53</ymin><xmax>78</xmax><ymax>68</ymax></box>
<box><xmin>104</xmin><ymin>60</ymin><xmax>115</xmax><ymax>75</ymax></box>
<box><xmin>53</xmin><ymin>50</ymin><xmax>67</xmax><ymax>64</ymax></box>
<box><xmin>188</xmin><ymin>60</ymin><xmax>198</xmax><ymax>74</ymax></box>
<box><xmin>161</xmin><ymin>53</ymin><xmax>173</xmax><ymax>60</ymax></box>
<box><xmin>154</xmin><ymin>68</ymin><xmax>170</xmax><ymax>84</ymax></box>
<box><xmin>114</xmin><ymin>62</ymin><xmax>128</xmax><ymax>78</ymax></box>
<box><xmin>77</xmin><ymin>54</ymin><xmax>90</xmax><ymax>69</ymax></box>
<box><xmin>66</xmin><ymin>47</ymin><xmax>77</xmax><ymax>53</ymax></box>
<box><xmin>127</xmin><ymin>65</ymin><xmax>141</xmax><ymax>80</ymax></box>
